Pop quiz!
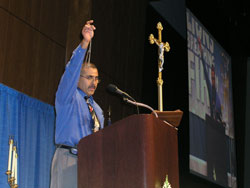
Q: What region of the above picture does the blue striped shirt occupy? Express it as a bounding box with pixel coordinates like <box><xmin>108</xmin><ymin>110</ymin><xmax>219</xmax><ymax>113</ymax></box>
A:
<box><xmin>55</xmin><ymin>45</ymin><xmax>104</xmax><ymax>147</ymax></box>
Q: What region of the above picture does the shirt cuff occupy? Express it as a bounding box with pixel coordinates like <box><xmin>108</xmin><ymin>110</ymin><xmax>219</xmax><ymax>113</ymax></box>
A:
<box><xmin>75</xmin><ymin>44</ymin><xmax>86</xmax><ymax>54</ymax></box>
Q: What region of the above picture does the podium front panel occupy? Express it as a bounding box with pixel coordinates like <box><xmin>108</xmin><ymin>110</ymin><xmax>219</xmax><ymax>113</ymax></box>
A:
<box><xmin>78</xmin><ymin>114</ymin><xmax>179</xmax><ymax>188</ymax></box>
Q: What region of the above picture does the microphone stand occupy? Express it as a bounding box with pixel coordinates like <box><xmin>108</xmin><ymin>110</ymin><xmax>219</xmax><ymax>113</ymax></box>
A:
<box><xmin>123</xmin><ymin>98</ymin><xmax>158</xmax><ymax>118</ymax></box>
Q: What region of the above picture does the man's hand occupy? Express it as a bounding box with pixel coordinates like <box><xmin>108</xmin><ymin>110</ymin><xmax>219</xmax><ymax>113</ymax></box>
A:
<box><xmin>81</xmin><ymin>20</ymin><xmax>96</xmax><ymax>49</ymax></box>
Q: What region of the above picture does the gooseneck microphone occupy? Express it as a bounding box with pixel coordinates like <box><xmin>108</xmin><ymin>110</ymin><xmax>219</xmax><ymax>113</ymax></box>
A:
<box><xmin>106</xmin><ymin>84</ymin><xmax>158</xmax><ymax>118</ymax></box>
<box><xmin>106</xmin><ymin>84</ymin><xmax>135</xmax><ymax>101</ymax></box>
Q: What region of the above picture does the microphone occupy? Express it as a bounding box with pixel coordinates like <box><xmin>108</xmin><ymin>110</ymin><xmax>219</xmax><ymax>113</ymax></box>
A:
<box><xmin>106</xmin><ymin>84</ymin><xmax>158</xmax><ymax>118</ymax></box>
<box><xmin>106</xmin><ymin>84</ymin><xmax>134</xmax><ymax>101</ymax></box>
<box><xmin>123</xmin><ymin>98</ymin><xmax>158</xmax><ymax>118</ymax></box>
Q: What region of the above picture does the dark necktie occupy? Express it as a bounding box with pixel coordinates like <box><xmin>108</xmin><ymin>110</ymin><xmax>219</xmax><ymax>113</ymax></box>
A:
<box><xmin>85</xmin><ymin>97</ymin><xmax>100</xmax><ymax>132</ymax></box>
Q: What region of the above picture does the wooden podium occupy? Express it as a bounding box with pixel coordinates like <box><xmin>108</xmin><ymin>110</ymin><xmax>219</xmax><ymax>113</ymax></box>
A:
<box><xmin>78</xmin><ymin>114</ymin><xmax>180</xmax><ymax>188</ymax></box>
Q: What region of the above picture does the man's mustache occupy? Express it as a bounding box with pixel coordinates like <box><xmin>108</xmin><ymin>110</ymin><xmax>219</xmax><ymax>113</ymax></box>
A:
<box><xmin>88</xmin><ymin>85</ymin><xmax>96</xmax><ymax>89</ymax></box>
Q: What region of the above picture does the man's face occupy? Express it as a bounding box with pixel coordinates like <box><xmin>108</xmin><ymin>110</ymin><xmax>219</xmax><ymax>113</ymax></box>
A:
<box><xmin>78</xmin><ymin>66</ymin><xmax>99</xmax><ymax>96</ymax></box>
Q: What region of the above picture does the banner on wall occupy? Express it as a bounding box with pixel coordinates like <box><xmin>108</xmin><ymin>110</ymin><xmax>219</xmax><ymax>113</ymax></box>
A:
<box><xmin>187</xmin><ymin>9</ymin><xmax>237</xmax><ymax>188</ymax></box>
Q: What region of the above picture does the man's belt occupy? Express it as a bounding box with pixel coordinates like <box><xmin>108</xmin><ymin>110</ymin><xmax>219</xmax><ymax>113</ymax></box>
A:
<box><xmin>58</xmin><ymin>145</ymin><xmax>78</xmax><ymax>155</ymax></box>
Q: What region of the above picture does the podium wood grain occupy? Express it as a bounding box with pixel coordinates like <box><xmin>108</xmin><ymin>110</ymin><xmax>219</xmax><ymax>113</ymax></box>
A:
<box><xmin>78</xmin><ymin>114</ymin><xmax>179</xmax><ymax>188</ymax></box>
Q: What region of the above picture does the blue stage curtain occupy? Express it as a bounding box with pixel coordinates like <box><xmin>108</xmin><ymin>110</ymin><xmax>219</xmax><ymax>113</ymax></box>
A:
<box><xmin>0</xmin><ymin>83</ymin><xmax>55</xmax><ymax>188</ymax></box>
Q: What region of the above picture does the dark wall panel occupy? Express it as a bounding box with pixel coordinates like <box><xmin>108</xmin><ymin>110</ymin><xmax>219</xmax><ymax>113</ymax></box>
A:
<box><xmin>31</xmin><ymin>37</ymin><xmax>65</xmax><ymax>104</ymax></box>
<box><xmin>2</xmin><ymin>14</ymin><xmax>39</xmax><ymax>93</ymax></box>
<box><xmin>38</xmin><ymin>0</ymin><xmax>69</xmax><ymax>46</ymax></box>
<box><xmin>0</xmin><ymin>0</ymin><xmax>70</xmax><ymax>105</ymax></box>
<box><xmin>91</xmin><ymin>0</ymin><xmax>148</xmax><ymax>123</ymax></box>
<box><xmin>0</xmin><ymin>0</ymin><xmax>8</xmax><ymax>9</ymax></box>
<box><xmin>7</xmin><ymin>0</ymin><xmax>69</xmax><ymax>46</ymax></box>
<box><xmin>66</xmin><ymin>0</ymin><xmax>92</xmax><ymax>61</ymax></box>
<box><xmin>0</xmin><ymin>9</ymin><xmax>9</xmax><ymax>82</ymax></box>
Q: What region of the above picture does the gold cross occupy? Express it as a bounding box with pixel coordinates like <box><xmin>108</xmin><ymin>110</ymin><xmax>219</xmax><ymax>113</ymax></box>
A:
<box><xmin>149</xmin><ymin>22</ymin><xmax>170</xmax><ymax>73</ymax></box>
<box><xmin>149</xmin><ymin>22</ymin><xmax>170</xmax><ymax>111</ymax></box>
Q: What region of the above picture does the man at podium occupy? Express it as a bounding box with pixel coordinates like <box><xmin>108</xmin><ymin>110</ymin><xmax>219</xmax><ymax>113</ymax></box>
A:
<box><xmin>50</xmin><ymin>20</ymin><xmax>104</xmax><ymax>188</ymax></box>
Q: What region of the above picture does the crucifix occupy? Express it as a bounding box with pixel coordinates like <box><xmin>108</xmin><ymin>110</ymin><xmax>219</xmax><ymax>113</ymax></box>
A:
<box><xmin>149</xmin><ymin>22</ymin><xmax>170</xmax><ymax>111</ymax></box>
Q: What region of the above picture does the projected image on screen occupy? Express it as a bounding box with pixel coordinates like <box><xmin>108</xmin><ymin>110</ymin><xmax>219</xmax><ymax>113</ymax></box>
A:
<box><xmin>187</xmin><ymin>9</ymin><xmax>237</xmax><ymax>188</ymax></box>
